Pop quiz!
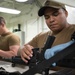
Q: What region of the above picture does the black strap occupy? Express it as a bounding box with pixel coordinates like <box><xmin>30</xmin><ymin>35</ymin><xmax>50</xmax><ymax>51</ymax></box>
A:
<box><xmin>21</xmin><ymin>41</ymin><xmax>75</xmax><ymax>75</ymax></box>
<box><xmin>39</xmin><ymin>35</ymin><xmax>55</xmax><ymax>61</ymax></box>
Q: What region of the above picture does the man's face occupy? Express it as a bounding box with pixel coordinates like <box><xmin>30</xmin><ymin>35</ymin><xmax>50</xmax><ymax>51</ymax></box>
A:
<box><xmin>44</xmin><ymin>8</ymin><xmax>68</xmax><ymax>33</ymax></box>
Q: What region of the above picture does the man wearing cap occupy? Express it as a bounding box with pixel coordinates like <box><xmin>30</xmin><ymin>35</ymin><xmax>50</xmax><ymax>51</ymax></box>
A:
<box><xmin>20</xmin><ymin>0</ymin><xmax>75</xmax><ymax>71</ymax></box>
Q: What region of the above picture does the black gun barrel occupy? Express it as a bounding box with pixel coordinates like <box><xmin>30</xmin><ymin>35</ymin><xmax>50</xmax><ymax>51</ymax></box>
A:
<box><xmin>1</xmin><ymin>56</ymin><xmax>27</xmax><ymax>65</ymax></box>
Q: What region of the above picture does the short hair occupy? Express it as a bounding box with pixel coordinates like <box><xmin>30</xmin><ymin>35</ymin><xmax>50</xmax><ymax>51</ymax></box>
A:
<box><xmin>0</xmin><ymin>17</ymin><xmax>6</xmax><ymax>25</ymax></box>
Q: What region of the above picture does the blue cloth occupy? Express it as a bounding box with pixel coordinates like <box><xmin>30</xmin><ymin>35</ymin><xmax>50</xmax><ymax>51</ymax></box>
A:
<box><xmin>44</xmin><ymin>40</ymin><xmax>75</xmax><ymax>66</ymax></box>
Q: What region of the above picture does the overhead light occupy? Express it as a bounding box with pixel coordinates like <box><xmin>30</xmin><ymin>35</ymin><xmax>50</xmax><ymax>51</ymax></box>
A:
<box><xmin>16</xmin><ymin>0</ymin><xmax>28</xmax><ymax>2</ymax></box>
<box><xmin>0</xmin><ymin>7</ymin><xmax>21</xmax><ymax>14</ymax></box>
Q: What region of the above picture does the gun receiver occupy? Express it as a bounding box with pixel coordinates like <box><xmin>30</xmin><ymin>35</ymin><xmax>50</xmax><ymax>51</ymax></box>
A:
<box><xmin>1</xmin><ymin>56</ymin><xmax>27</xmax><ymax>67</ymax></box>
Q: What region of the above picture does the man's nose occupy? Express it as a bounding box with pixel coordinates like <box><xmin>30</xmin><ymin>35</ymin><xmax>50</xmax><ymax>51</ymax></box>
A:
<box><xmin>49</xmin><ymin>16</ymin><xmax>54</xmax><ymax>23</ymax></box>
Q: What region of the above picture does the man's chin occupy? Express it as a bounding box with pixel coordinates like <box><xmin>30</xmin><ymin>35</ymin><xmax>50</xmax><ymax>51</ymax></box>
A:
<box><xmin>52</xmin><ymin>29</ymin><xmax>61</xmax><ymax>33</ymax></box>
<box><xmin>51</xmin><ymin>29</ymin><xmax>58</xmax><ymax>31</ymax></box>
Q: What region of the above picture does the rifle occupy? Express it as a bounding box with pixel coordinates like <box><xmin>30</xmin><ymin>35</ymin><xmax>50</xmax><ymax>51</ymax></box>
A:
<box><xmin>1</xmin><ymin>32</ymin><xmax>75</xmax><ymax>75</ymax></box>
<box><xmin>1</xmin><ymin>35</ymin><xmax>55</xmax><ymax>75</ymax></box>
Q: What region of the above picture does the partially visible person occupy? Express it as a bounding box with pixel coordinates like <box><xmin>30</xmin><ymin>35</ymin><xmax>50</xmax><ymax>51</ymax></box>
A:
<box><xmin>0</xmin><ymin>16</ymin><xmax>20</xmax><ymax>58</ymax></box>
<box><xmin>20</xmin><ymin>0</ymin><xmax>75</xmax><ymax>70</ymax></box>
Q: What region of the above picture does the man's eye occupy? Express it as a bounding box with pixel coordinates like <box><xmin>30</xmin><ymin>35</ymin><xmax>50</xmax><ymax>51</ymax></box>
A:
<box><xmin>44</xmin><ymin>16</ymin><xmax>49</xmax><ymax>19</ymax></box>
<box><xmin>53</xmin><ymin>12</ymin><xmax>59</xmax><ymax>16</ymax></box>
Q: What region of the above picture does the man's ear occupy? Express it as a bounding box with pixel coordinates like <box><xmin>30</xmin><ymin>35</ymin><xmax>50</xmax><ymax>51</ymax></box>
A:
<box><xmin>1</xmin><ymin>21</ymin><xmax>5</xmax><ymax>27</ymax></box>
<box><xmin>65</xmin><ymin>10</ymin><xmax>68</xmax><ymax>17</ymax></box>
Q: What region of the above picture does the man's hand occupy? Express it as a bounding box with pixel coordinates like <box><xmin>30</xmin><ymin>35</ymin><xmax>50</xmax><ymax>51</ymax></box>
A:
<box><xmin>21</xmin><ymin>44</ymin><xmax>34</xmax><ymax>63</ymax></box>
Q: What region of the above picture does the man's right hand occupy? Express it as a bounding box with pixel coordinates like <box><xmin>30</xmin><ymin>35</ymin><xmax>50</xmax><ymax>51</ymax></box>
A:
<box><xmin>20</xmin><ymin>44</ymin><xmax>34</xmax><ymax>63</ymax></box>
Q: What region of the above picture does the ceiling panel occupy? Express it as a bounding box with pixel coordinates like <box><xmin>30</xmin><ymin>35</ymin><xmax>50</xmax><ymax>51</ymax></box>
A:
<box><xmin>0</xmin><ymin>0</ymin><xmax>75</xmax><ymax>24</ymax></box>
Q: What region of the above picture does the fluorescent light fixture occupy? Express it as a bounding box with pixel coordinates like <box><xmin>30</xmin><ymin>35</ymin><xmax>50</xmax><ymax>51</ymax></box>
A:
<box><xmin>16</xmin><ymin>0</ymin><xmax>28</xmax><ymax>2</ymax></box>
<box><xmin>0</xmin><ymin>7</ymin><xmax>21</xmax><ymax>14</ymax></box>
